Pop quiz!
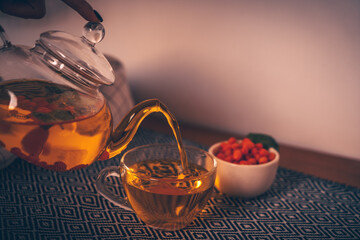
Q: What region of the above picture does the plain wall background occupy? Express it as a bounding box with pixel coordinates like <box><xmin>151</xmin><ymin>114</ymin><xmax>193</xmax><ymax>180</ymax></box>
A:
<box><xmin>1</xmin><ymin>0</ymin><xmax>359</xmax><ymax>160</ymax></box>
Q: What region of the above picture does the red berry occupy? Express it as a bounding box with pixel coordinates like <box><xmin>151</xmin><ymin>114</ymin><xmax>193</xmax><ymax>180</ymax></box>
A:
<box><xmin>21</xmin><ymin>126</ymin><xmax>49</xmax><ymax>156</ymax></box>
<box><xmin>224</xmin><ymin>149</ymin><xmax>232</xmax><ymax>157</ymax></box>
<box><xmin>54</xmin><ymin>161</ymin><xmax>67</xmax><ymax>171</ymax></box>
<box><xmin>228</xmin><ymin>137</ymin><xmax>237</xmax><ymax>144</ymax></box>
<box><xmin>216</xmin><ymin>152</ymin><xmax>226</xmax><ymax>160</ymax></box>
<box><xmin>268</xmin><ymin>152</ymin><xmax>276</xmax><ymax>161</ymax></box>
<box><xmin>231</xmin><ymin>143</ymin><xmax>241</xmax><ymax>149</ymax></box>
<box><xmin>248</xmin><ymin>158</ymin><xmax>257</xmax><ymax>165</ymax></box>
<box><xmin>224</xmin><ymin>156</ymin><xmax>233</xmax><ymax>162</ymax></box>
<box><xmin>233</xmin><ymin>149</ymin><xmax>242</xmax><ymax>161</ymax></box>
<box><xmin>259</xmin><ymin>148</ymin><xmax>269</xmax><ymax>157</ymax></box>
<box><xmin>259</xmin><ymin>157</ymin><xmax>268</xmax><ymax>164</ymax></box>
<box><xmin>242</xmin><ymin>138</ymin><xmax>255</xmax><ymax>149</ymax></box>
<box><xmin>251</xmin><ymin>148</ymin><xmax>258</xmax><ymax>155</ymax></box>
<box><xmin>221</xmin><ymin>142</ymin><xmax>232</xmax><ymax>152</ymax></box>
<box><xmin>241</xmin><ymin>147</ymin><xmax>249</xmax><ymax>155</ymax></box>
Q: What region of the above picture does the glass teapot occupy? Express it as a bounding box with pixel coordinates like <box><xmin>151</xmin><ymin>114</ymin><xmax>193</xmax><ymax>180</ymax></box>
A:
<box><xmin>0</xmin><ymin>23</ymin><xmax>175</xmax><ymax>171</ymax></box>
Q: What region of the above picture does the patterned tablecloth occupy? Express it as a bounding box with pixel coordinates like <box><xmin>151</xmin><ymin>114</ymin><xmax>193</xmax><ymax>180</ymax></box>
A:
<box><xmin>1</xmin><ymin>128</ymin><xmax>359</xmax><ymax>240</ymax></box>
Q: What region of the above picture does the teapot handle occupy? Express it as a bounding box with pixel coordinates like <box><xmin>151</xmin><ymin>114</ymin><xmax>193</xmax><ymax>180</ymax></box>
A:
<box><xmin>0</xmin><ymin>25</ymin><xmax>12</xmax><ymax>49</ymax></box>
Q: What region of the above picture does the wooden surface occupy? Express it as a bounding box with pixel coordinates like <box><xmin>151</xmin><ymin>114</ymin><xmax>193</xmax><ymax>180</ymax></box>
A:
<box><xmin>141</xmin><ymin>116</ymin><xmax>360</xmax><ymax>188</ymax></box>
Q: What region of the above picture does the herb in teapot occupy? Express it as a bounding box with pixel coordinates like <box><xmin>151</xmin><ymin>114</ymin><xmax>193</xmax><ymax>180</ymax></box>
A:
<box><xmin>0</xmin><ymin>79</ymin><xmax>112</xmax><ymax>171</ymax></box>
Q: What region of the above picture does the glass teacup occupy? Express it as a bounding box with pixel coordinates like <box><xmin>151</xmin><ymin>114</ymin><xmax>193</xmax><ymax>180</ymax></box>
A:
<box><xmin>96</xmin><ymin>144</ymin><xmax>217</xmax><ymax>230</ymax></box>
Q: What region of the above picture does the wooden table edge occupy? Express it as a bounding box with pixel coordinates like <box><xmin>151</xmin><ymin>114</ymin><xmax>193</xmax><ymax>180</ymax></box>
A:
<box><xmin>141</xmin><ymin>116</ymin><xmax>360</xmax><ymax>189</ymax></box>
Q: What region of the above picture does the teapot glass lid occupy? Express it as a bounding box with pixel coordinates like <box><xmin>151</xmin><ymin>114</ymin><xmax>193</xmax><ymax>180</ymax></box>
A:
<box><xmin>37</xmin><ymin>22</ymin><xmax>115</xmax><ymax>86</ymax></box>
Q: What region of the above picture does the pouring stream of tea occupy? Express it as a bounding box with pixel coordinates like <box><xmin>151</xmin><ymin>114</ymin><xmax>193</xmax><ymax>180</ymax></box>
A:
<box><xmin>106</xmin><ymin>99</ymin><xmax>189</xmax><ymax>173</ymax></box>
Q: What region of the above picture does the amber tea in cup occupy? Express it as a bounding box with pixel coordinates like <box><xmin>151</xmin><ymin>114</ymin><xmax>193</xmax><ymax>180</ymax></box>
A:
<box><xmin>96</xmin><ymin>144</ymin><xmax>217</xmax><ymax>230</ymax></box>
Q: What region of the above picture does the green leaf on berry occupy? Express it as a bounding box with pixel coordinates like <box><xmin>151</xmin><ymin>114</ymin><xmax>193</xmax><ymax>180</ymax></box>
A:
<box><xmin>245</xmin><ymin>133</ymin><xmax>279</xmax><ymax>151</ymax></box>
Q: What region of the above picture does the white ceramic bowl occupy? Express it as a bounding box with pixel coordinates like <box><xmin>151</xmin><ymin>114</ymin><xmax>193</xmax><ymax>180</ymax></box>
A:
<box><xmin>209</xmin><ymin>141</ymin><xmax>279</xmax><ymax>198</ymax></box>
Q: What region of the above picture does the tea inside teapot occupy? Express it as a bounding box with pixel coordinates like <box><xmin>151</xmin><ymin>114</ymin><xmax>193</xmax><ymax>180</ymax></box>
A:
<box><xmin>0</xmin><ymin>79</ymin><xmax>112</xmax><ymax>171</ymax></box>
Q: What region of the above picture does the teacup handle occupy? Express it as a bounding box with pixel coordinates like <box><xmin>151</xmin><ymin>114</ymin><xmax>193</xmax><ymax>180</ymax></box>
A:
<box><xmin>95</xmin><ymin>166</ymin><xmax>133</xmax><ymax>211</ymax></box>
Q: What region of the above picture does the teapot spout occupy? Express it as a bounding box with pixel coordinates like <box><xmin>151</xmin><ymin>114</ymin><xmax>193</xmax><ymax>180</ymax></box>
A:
<box><xmin>105</xmin><ymin>99</ymin><xmax>177</xmax><ymax>158</ymax></box>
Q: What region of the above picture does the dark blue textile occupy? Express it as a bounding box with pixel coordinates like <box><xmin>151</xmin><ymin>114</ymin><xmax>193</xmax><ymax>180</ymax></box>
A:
<box><xmin>1</xmin><ymin>128</ymin><xmax>359</xmax><ymax>239</ymax></box>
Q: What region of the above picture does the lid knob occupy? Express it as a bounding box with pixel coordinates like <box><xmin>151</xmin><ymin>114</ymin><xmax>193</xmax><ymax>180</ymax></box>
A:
<box><xmin>82</xmin><ymin>22</ymin><xmax>105</xmax><ymax>46</ymax></box>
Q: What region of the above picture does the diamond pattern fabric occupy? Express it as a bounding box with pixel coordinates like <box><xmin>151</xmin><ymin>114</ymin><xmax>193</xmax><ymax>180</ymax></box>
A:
<box><xmin>1</xmin><ymin>128</ymin><xmax>359</xmax><ymax>239</ymax></box>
